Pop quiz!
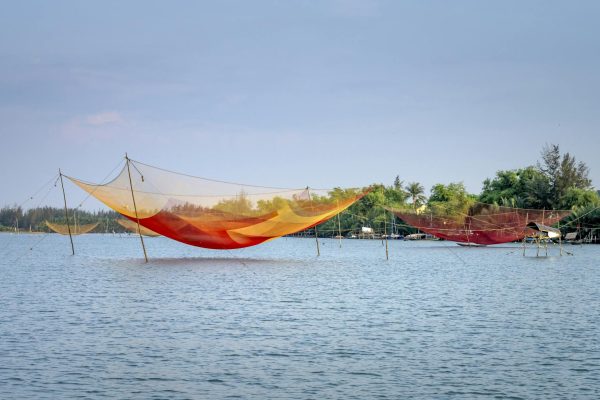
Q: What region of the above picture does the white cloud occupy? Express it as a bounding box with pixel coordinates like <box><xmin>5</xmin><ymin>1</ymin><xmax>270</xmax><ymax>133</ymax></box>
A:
<box><xmin>60</xmin><ymin>111</ymin><xmax>125</xmax><ymax>141</ymax></box>
<box><xmin>331</xmin><ymin>0</ymin><xmax>381</xmax><ymax>18</ymax></box>
<box><xmin>85</xmin><ymin>111</ymin><xmax>123</xmax><ymax>126</ymax></box>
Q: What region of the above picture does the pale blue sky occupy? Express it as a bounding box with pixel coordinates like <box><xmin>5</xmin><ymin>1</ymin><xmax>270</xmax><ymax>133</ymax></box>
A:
<box><xmin>1</xmin><ymin>0</ymin><xmax>599</xmax><ymax>208</ymax></box>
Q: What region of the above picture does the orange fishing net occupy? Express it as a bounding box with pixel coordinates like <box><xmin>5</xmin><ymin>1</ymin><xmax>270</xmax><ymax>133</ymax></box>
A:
<box><xmin>45</xmin><ymin>221</ymin><xmax>99</xmax><ymax>235</ymax></box>
<box><xmin>117</xmin><ymin>218</ymin><xmax>160</xmax><ymax>237</ymax></box>
<box><xmin>67</xmin><ymin>159</ymin><xmax>364</xmax><ymax>249</ymax></box>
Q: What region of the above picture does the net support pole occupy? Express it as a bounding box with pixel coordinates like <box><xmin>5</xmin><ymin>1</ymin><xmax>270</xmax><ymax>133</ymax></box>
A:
<box><xmin>337</xmin><ymin>213</ymin><xmax>342</xmax><ymax>248</ymax></box>
<box><xmin>314</xmin><ymin>225</ymin><xmax>320</xmax><ymax>256</ymax></box>
<box><xmin>307</xmin><ymin>187</ymin><xmax>320</xmax><ymax>256</ymax></box>
<box><xmin>523</xmin><ymin>212</ymin><xmax>528</xmax><ymax>257</ymax></box>
<box><xmin>379</xmin><ymin>186</ymin><xmax>389</xmax><ymax>260</ymax></box>
<box><xmin>59</xmin><ymin>169</ymin><xmax>75</xmax><ymax>255</ymax></box>
<box><xmin>382</xmin><ymin>200</ymin><xmax>389</xmax><ymax>260</ymax></box>
<box><xmin>337</xmin><ymin>203</ymin><xmax>342</xmax><ymax>248</ymax></box>
<box><xmin>559</xmin><ymin>221</ymin><xmax>563</xmax><ymax>256</ymax></box>
<box><xmin>125</xmin><ymin>154</ymin><xmax>148</xmax><ymax>263</ymax></box>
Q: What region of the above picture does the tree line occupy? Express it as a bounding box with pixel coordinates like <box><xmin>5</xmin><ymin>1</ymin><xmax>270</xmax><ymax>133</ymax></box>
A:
<box><xmin>314</xmin><ymin>144</ymin><xmax>599</xmax><ymax>238</ymax></box>
<box><xmin>1</xmin><ymin>144</ymin><xmax>598</xmax><ymax>238</ymax></box>
<box><xmin>0</xmin><ymin>207</ymin><xmax>126</xmax><ymax>233</ymax></box>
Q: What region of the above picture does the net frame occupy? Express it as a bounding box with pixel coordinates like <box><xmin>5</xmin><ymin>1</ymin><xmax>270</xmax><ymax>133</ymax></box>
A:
<box><xmin>45</xmin><ymin>221</ymin><xmax>99</xmax><ymax>235</ymax></box>
<box><xmin>66</xmin><ymin>159</ymin><xmax>365</xmax><ymax>249</ymax></box>
<box><xmin>388</xmin><ymin>203</ymin><xmax>572</xmax><ymax>245</ymax></box>
<box><xmin>117</xmin><ymin>218</ymin><xmax>161</xmax><ymax>237</ymax></box>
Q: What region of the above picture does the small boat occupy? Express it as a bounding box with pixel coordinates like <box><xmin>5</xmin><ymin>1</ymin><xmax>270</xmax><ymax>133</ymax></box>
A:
<box><xmin>456</xmin><ymin>242</ymin><xmax>487</xmax><ymax>247</ymax></box>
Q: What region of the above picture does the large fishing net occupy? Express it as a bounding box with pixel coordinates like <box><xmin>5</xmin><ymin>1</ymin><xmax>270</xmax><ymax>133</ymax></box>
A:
<box><xmin>389</xmin><ymin>203</ymin><xmax>571</xmax><ymax>245</ymax></box>
<box><xmin>45</xmin><ymin>221</ymin><xmax>99</xmax><ymax>235</ymax></box>
<box><xmin>66</xmin><ymin>159</ymin><xmax>364</xmax><ymax>249</ymax></box>
<box><xmin>117</xmin><ymin>218</ymin><xmax>161</xmax><ymax>237</ymax></box>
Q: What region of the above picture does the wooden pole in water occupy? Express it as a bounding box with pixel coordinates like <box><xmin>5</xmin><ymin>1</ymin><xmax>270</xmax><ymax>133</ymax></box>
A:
<box><xmin>59</xmin><ymin>169</ymin><xmax>75</xmax><ymax>255</ymax></box>
<box><xmin>307</xmin><ymin>187</ymin><xmax>320</xmax><ymax>256</ymax></box>
<box><xmin>125</xmin><ymin>154</ymin><xmax>148</xmax><ymax>263</ymax></box>
<box><xmin>559</xmin><ymin>221</ymin><xmax>563</xmax><ymax>256</ymax></box>
<box><xmin>337</xmin><ymin>202</ymin><xmax>342</xmax><ymax>248</ymax></box>
<box><xmin>523</xmin><ymin>212</ymin><xmax>528</xmax><ymax>257</ymax></box>
<box><xmin>384</xmin><ymin>210</ymin><xmax>389</xmax><ymax>260</ymax></box>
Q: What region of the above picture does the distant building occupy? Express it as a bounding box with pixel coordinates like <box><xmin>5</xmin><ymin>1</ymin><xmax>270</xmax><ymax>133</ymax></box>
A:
<box><xmin>415</xmin><ymin>204</ymin><xmax>427</xmax><ymax>215</ymax></box>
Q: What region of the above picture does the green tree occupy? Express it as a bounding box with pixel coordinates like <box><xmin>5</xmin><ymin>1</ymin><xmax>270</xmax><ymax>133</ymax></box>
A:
<box><xmin>538</xmin><ymin>144</ymin><xmax>592</xmax><ymax>208</ymax></box>
<box><xmin>428</xmin><ymin>182</ymin><xmax>476</xmax><ymax>215</ymax></box>
<box><xmin>480</xmin><ymin>167</ymin><xmax>551</xmax><ymax>209</ymax></box>
<box><xmin>393</xmin><ymin>175</ymin><xmax>403</xmax><ymax>191</ymax></box>
<box><xmin>406</xmin><ymin>182</ymin><xmax>426</xmax><ymax>210</ymax></box>
<box><xmin>558</xmin><ymin>188</ymin><xmax>600</xmax><ymax>209</ymax></box>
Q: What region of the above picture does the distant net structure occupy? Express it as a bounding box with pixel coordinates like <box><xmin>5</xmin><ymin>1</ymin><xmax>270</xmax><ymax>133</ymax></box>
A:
<box><xmin>117</xmin><ymin>219</ymin><xmax>161</xmax><ymax>237</ymax></box>
<box><xmin>66</xmin><ymin>159</ymin><xmax>365</xmax><ymax>249</ymax></box>
<box><xmin>45</xmin><ymin>221</ymin><xmax>99</xmax><ymax>235</ymax></box>
<box><xmin>388</xmin><ymin>203</ymin><xmax>572</xmax><ymax>245</ymax></box>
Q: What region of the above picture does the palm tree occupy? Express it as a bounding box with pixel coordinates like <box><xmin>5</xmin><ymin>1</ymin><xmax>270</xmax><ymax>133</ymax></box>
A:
<box><xmin>406</xmin><ymin>182</ymin><xmax>426</xmax><ymax>210</ymax></box>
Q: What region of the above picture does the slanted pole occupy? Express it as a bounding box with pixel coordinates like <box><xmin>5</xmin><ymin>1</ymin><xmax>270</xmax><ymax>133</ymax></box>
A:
<box><xmin>125</xmin><ymin>154</ymin><xmax>148</xmax><ymax>263</ymax></box>
<box><xmin>314</xmin><ymin>225</ymin><xmax>320</xmax><ymax>256</ymax></box>
<box><xmin>307</xmin><ymin>187</ymin><xmax>320</xmax><ymax>256</ymax></box>
<box><xmin>59</xmin><ymin>169</ymin><xmax>75</xmax><ymax>255</ymax></box>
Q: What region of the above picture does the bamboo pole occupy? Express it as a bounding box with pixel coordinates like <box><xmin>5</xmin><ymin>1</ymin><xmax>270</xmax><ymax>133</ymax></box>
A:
<box><xmin>307</xmin><ymin>187</ymin><xmax>320</xmax><ymax>256</ymax></box>
<box><xmin>59</xmin><ymin>169</ymin><xmax>75</xmax><ymax>255</ymax></box>
<box><xmin>381</xmin><ymin>187</ymin><xmax>388</xmax><ymax>260</ymax></box>
<box><xmin>125</xmin><ymin>154</ymin><xmax>148</xmax><ymax>262</ymax></box>
<box><xmin>559</xmin><ymin>221</ymin><xmax>563</xmax><ymax>256</ymax></box>
<box><xmin>523</xmin><ymin>212</ymin><xmax>528</xmax><ymax>257</ymax></box>
<box><xmin>384</xmin><ymin>210</ymin><xmax>389</xmax><ymax>260</ymax></box>
<box><xmin>337</xmin><ymin>202</ymin><xmax>342</xmax><ymax>248</ymax></box>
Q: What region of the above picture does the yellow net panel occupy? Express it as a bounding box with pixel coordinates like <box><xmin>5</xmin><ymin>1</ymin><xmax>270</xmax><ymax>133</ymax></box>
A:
<box><xmin>117</xmin><ymin>218</ymin><xmax>161</xmax><ymax>237</ymax></box>
<box><xmin>67</xmin><ymin>159</ymin><xmax>364</xmax><ymax>249</ymax></box>
<box><xmin>45</xmin><ymin>221</ymin><xmax>99</xmax><ymax>235</ymax></box>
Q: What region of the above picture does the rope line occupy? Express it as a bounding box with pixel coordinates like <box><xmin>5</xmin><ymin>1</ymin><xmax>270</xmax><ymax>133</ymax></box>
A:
<box><xmin>68</xmin><ymin>159</ymin><xmax>126</xmax><ymax>209</ymax></box>
<box><xmin>130</xmin><ymin>158</ymin><xmax>313</xmax><ymax>190</ymax></box>
<box><xmin>0</xmin><ymin>174</ymin><xmax>59</xmax><ymax>254</ymax></box>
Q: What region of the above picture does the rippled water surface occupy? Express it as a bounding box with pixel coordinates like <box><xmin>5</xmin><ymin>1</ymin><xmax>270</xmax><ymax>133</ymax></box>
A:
<box><xmin>1</xmin><ymin>233</ymin><xmax>599</xmax><ymax>399</ymax></box>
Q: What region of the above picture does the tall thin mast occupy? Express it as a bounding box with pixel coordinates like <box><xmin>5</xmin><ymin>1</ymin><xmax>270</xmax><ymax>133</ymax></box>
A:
<box><xmin>59</xmin><ymin>169</ymin><xmax>75</xmax><ymax>255</ymax></box>
<box><xmin>125</xmin><ymin>154</ymin><xmax>148</xmax><ymax>262</ymax></box>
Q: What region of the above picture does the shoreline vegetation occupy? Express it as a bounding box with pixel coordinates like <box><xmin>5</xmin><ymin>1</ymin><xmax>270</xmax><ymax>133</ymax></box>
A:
<box><xmin>2</xmin><ymin>144</ymin><xmax>599</xmax><ymax>240</ymax></box>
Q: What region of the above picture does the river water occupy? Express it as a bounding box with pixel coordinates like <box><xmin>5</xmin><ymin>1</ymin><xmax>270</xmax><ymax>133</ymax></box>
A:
<box><xmin>1</xmin><ymin>234</ymin><xmax>599</xmax><ymax>399</ymax></box>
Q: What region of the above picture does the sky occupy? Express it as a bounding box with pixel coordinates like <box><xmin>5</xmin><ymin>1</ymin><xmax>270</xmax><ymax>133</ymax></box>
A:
<box><xmin>1</xmin><ymin>0</ymin><xmax>599</xmax><ymax>209</ymax></box>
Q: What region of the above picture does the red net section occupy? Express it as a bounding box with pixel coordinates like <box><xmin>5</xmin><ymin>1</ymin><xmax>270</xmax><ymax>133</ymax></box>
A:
<box><xmin>390</xmin><ymin>204</ymin><xmax>571</xmax><ymax>245</ymax></box>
